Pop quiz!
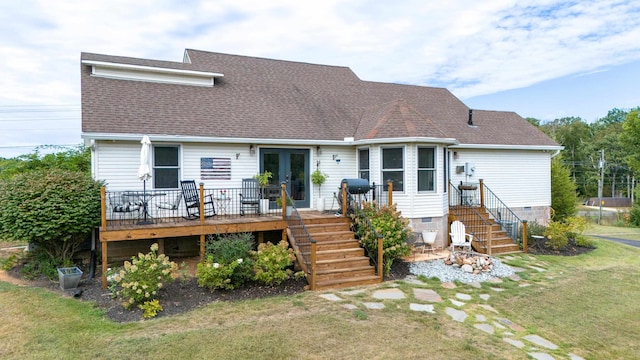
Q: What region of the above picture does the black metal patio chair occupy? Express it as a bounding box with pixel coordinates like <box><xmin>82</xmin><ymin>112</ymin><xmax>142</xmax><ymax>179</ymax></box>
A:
<box><xmin>180</xmin><ymin>180</ymin><xmax>216</xmax><ymax>219</ymax></box>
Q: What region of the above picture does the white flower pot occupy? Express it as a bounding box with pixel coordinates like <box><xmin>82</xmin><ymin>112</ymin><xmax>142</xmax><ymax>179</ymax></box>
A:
<box><xmin>421</xmin><ymin>230</ymin><xmax>437</xmax><ymax>245</ymax></box>
<box><xmin>260</xmin><ymin>199</ymin><xmax>270</xmax><ymax>214</ymax></box>
<box><xmin>316</xmin><ymin>197</ymin><xmax>325</xmax><ymax>212</ymax></box>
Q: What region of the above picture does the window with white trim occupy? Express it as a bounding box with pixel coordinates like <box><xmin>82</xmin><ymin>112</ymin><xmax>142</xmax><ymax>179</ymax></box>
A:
<box><xmin>358</xmin><ymin>148</ymin><xmax>369</xmax><ymax>180</ymax></box>
<box><xmin>382</xmin><ymin>147</ymin><xmax>404</xmax><ymax>191</ymax></box>
<box><xmin>418</xmin><ymin>147</ymin><xmax>435</xmax><ymax>192</ymax></box>
<box><xmin>153</xmin><ymin>146</ymin><xmax>179</xmax><ymax>189</ymax></box>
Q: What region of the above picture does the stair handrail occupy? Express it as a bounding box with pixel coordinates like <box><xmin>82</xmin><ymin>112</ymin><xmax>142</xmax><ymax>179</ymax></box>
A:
<box><xmin>281</xmin><ymin>185</ymin><xmax>317</xmax><ymax>288</ymax></box>
<box><xmin>480</xmin><ymin>182</ymin><xmax>524</xmax><ymax>244</ymax></box>
<box><xmin>449</xmin><ymin>183</ymin><xmax>494</xmax><ymax>253</ymax></box>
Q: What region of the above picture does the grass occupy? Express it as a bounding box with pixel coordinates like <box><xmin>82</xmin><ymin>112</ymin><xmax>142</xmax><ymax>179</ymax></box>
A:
<box><xmin>1</xmin><ymin>228</ymin><xmax>640</xmax><ymax>359</ymax></box>
<box><xmin>584</xmin><ymin>224</ymin><xmax>640</xmax><ymax>241</ymax></box>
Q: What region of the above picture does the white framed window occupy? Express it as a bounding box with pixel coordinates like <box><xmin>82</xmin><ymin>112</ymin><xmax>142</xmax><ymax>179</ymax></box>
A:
<box><xmin>358</xmin><ymin>148</ymin><xmax>370</xmax><ymax>180</ymax></box>
<box><xmin>381</xmin><ymin>147</ymin><xmax>404</xmax><ymax>191</ymax></box>
<box><xmin>153</xmin><ymin>145</ymin><xmax>180</xmax><ymax>189</ymax></box>
<box><xmin>418</xmin><ymin>147</ymin><xmax>435</xmax><ymax>192</ymax></box>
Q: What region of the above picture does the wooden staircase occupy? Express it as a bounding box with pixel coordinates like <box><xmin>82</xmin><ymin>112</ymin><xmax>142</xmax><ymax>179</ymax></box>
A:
<box><xmin>451</xmin><ymin>206</ymin><xmax>522</xmax><ymax>255</ymax></box>
<box><xmin>296</xmin><ymin>216</ymin><xmax>381</xmax><ymax>290</ymax></box>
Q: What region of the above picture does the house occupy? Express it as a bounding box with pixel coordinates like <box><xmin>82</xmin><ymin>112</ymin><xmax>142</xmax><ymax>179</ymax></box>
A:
<box><xmin>81</xmin><ymin>49</ymin><xmax>561</xmax><ymax>288</ymax></box>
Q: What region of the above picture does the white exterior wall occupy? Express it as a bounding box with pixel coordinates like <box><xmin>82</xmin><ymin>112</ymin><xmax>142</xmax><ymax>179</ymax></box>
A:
<box><xmin>450</xmin><ymin>149</ymin><xmax>552</xmax><ymax>208</ymax></box>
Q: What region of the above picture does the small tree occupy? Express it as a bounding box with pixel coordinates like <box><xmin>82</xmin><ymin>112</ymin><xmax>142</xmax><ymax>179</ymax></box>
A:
<box><xmin>550</xmin><ymin>156</ymin><xmax>577</xmax><ymax>221</ymax></box>
<box><xmin>0</xmin><ymin>168</ymin><xmax>103</xmax><ymax>266</ymax></box>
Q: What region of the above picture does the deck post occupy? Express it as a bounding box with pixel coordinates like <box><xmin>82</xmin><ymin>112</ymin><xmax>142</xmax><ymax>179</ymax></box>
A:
<box><xmin>377</xmin><ymin>236</ymin><xmax>384</xmax><ymax>280</ymax></box>
<box><xmin>200</xmin><ymin>234</ymin><xmax>205</xmax><ymax>260</ymax></box>
<box><xmin>101</xmin><ymin>240</ymin><xmax>107</xmax><ymax>289</ymax></box>
<box><xmin>281</xmin><ymin>182</ymin><xmax>286</xmax><ymax>220</ymax></box>
<box><xmin>199</xmin><ymin>183</ymin><xmax>205</xmax><ymax>226</ymax></box>
<box><xmin>310</xmin><ymin>242</ymin><xmax>317</xmax><ymax>290</ymax></box>
<box><xmin>387</xmin><ymin>181</ymin><xmax>393</xmax><ymax>205</ymax></box>
<box><xmin>486</xmin><ymin>223</ymin><xmax>492</xmax><ymax>256</ymax></box>
<box><xmin>479</xmin><ymin>179</ymin><xmax>485</xmax><ymax>208</ymax></box>
<box><xmin>522</xmin><ymin>220</ymin><xmax>528</xmax><ymax>253</ymax></box>
<box><xmin>341</xmin><ymin>182</ymin><xmax>347</xmax><ymax>217</ymax></box>
<box><xmin>100</xmin><ymin>187</ymin><xmax>107</xmax><ymax>231</ymax></box>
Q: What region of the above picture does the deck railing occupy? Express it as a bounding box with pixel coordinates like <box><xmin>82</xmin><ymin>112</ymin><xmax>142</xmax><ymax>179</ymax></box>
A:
<box><xmin>101</xmin><ymin>184</ymin><xmax>282</xmax><ymax>229</ymax></box>
<box><xmin>480</xmin><ymin>181</ymin><xmax>528</xmax><ymax>251</ymax></box>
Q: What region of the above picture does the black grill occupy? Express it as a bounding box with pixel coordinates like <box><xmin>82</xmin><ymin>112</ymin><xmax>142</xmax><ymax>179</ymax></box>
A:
<box><xmin>340</xmin><ymin>178</ymin><xmax>371</xmax><ymax>194</ymax></box>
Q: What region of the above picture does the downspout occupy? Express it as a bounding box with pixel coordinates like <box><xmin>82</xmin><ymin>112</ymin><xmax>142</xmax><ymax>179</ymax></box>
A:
<box><xmin>550</xmin><ymin>149</ymin><xmax>561</xmax><ymax>158</ymax></box>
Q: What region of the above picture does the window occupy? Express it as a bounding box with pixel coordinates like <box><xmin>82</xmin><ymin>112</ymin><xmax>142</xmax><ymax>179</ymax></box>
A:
<box><xmin>418</xmin><ymin>147</ymin><xmax>435</xmax><ymax>192</ymax></box>
<box><xmin>358</xmin><ymin>148</ymin><xmax>369</xmax><ymax>180</ymax></box>
<box><xmin>153</xmin><ymin>146</ymin><xmax>179</xmax><ymax>189</ymax></box>
<box><xmin>382</xmin><ymin>147</ymin><xmax>403</xmax><ymax>191</ymax></box>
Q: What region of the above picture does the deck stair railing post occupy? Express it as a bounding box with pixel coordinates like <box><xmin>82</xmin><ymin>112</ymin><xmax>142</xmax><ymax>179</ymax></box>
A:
<box><xmin>281</xmin><ymin>182</ymin><xmax>318</xmax><ymax>289</ymax></box>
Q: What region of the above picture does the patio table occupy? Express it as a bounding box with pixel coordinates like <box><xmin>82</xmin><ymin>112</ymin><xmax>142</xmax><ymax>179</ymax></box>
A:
<box><xmin>123</xmin><ymin>191</ymin><xmax>166</xmax><ymax>224</ymax></box>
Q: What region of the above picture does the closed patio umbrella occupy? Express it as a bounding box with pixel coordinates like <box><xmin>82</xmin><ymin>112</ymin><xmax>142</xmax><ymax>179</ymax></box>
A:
<box><xmin>137</xmin><ymin>135</ymin><xmax>152</xmax><ymax>223</ymax></box>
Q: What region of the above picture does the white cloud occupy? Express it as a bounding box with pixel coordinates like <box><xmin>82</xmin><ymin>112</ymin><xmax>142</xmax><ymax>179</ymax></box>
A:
<box><xmin>1</xmin><ymin>0</ymin><xmax>640</xmax><ymax>157</ymax></box>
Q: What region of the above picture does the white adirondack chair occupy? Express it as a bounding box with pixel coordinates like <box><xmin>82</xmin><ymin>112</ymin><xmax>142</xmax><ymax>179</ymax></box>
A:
<box><xmin>449</xmin><ymin>220</ymin><xmax>473</xmax><ymax>252</ymax></box>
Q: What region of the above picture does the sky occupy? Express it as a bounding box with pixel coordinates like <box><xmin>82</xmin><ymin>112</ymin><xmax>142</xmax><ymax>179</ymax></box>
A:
<box><xmin>1</xmin><ymin>0</ymin><xmax>640</xmax><ymax>159</ymax></box>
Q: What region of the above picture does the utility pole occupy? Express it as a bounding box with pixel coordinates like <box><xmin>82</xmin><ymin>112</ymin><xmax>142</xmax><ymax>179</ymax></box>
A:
<box><xmin>598</xmin><ymin>149</ymin><xmax>604</xmax><ymax>225</ymax></box>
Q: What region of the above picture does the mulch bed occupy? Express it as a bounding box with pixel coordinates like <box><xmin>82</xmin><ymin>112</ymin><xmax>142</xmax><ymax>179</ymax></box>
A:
<box><xmin>6</xmin><ymin>259</ymin><xmax>412</xmax><ymax>323</ymax></box>
<box><xmin>526</xmin><ymin>236</ymin><xmax>595</xmax><ymax>256</ymax></box>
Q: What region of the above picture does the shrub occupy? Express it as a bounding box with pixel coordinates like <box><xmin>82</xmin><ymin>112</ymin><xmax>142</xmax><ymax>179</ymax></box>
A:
<box><xmin>0</xmin><ymin>168</ymin><xmax>102</xmax><ymax>268</ymax></box>
<box><xmin>544</xmin><ymin>221</ymin><xmax>569</xmax><ymax>250</ymax></box>
<box><xmin>204</xmin><ymin>233</ymin><xmax>254</xmax><ymax>286</ymax></box>
<box><xmin>197</xmin><ymin>257</ymin><xmax>244</xmax><ymax>290</ymax></box>
<box><xmin>139</xmin><ymin>299</ymin><xmax>163</xmax><ymax>319</ymax></box>
<box><xmin>353</xmin><ymin>202</ymin><xmax>411</xmax><ymax>275</ymax></box>
<box><xmin>251</xmin><ymin>240</ymin><xmax>295</xmax><ymax>285</ymax></box>
<box><xmin>550</xmin><ymin>156</ymin><xmax>577</xmax><ymax>221</ymax></box>
<box><xmin>111</xmin><ymin>243</ymin><xmax>177</xmax><ymax>310</ymax></box>
<box><xmin>629</xmin><ymin>203</ymin><xmax>640</xmax><ymax>227</ymax></box>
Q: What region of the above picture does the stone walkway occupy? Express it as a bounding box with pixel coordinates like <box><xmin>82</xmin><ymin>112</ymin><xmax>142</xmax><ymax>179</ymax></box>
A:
<box><xmin>317</xmin><ymin>255</ymin><xmax>586</xmax><ymax>360</ymax></box>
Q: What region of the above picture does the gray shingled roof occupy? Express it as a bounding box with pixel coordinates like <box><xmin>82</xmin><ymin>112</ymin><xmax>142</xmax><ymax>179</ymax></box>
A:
<box><xmin>81</xmin><ymin>49</ymin><xmax>559</xmax><ymax>147</ymax></box>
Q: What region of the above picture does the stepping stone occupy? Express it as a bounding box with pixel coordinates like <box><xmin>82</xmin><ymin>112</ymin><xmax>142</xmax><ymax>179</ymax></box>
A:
<box><xmin>493</xmin><ymin>321</ymin><xmax>506</xmax><ymax>329</ymax></box>
<box><xmin>387</xmin><ymin>283</ymin><xmax>400</xmax><ymax>288</ymax></box>
<box><xmin>509</xmin><ymin>266</ymin><xmax>526</xmax><ymax>272</ymax></box>
<box><xmin>340</xmin><ymin>289</ymin><xmax>366</xmax><ymax>296</ymax></box>
<box><xmin>527</xmin><ymin>352</ymin><xmax>555</xmax><ymax>360</ymax></box>
<box><xmin>363</xmin><ymin>302</ymin><xmax>385</xmax><ymax>310</ymax></box>
<box><xmin>442</xmin><ymin>282</ymin><xmax>457</xmax><ymax>289</ymax></box>
<box><xmin>409</xmin><ymin>303</ymin><xmax>435</xmax><ymax>313</ymax></box>
<box><xmin>528</xmin><ymin>265</ymin><xmax>547</xmax><ymax>272</ymax></box>
<box><xmin>496</xmin><ymin>318</ymin><xmax>525</xmax><ymax>332</ymax></box>
<box><xmin>474</xmin><ymin>323</ymin><xmax>494</xmax><ymax>334</ymax></box>
<box><xmin>519</xmin><ymin>283</ymin><xmax>531</xmax><ymax>287</ymax></box>
<box><xmin>479</xmin><ymin>304</ymin><xmax>498</xmax><ymax>313</ymax></box>
<box><xmin>490</xmin><ymin>287</ymin><xmax>505</xmax><ymax>292</ymax></box>
<box><xmin>523</xmin><ymin>335</ymin><xmax>559</xmax><ymax>350</ymax></box>
<box><xmin>502</xmin><ymin>255</ymin><xmax>515</xmax><ymax>260</ymax></box>
<box><xmin>503</xmin><ymin>338</ymin><xmax>525</xmax><ymax>348</ymax></box>
<box><xmin>509</xmin><ymin>274</ymin><xmax>522</xmax><ymax>281</ymax></box>
<box><xmin>479</xmin><ymin>294</ymin><xmax>490</xmax><ymax>301</ymax></box>
<box><xmin>546</xmin><ymin>276</ymin><xmax>554</xmax><ymax>280</ymax></box>
<box><xmin>403</xmin><ymin>278</ymin><xmax>427</xmax><ymax>286</ymax></box>
<box><xmin>569</xmin><ymin>353</ymin><xmax>585</xmax><ymax>360</ymax></box>
<box><xmin>372</xmin><ymin>288</ymin><xmax>405</xmax><ymax>300</ymax></box>
<box><xmin>468</xmin><ymin>281</ymin><xmax>482</xmax><ymax>288</ymax></box>
<box><xmin>319</xmin><ymin>294</ymin><xmax>342</xmax><ymax>302</ymax></box>
<box><xmin>449</xmin><ymin>299</ymin><xmax>466</xmax><ymax>307</ymax></box>
<box><xmin>456</xmin><ymin>293</ymin><xmax>472</xmax><ymax>301</ymax></box>
<box><xmin>342</xmin><ymin>304</ymin><xmax>358</xmax><ymax>310</ymax></box>
<box><xmin>445</xmin><ymin>307</ymin><xmax>468</xmax><ymax>322</ymax></box>
<box><xmin>489</xmin><ymin>278</ymin><xmax>503</xmax><ymax>283</ymax></box>
<box><xmin>413</xmin><ymin>288</ymin><xmax>443</xmax><ymax>302</ymax></box>
<box><xmin>475</xmin><ymin>314</ymin><xmax>486</xmax><ymax>322</ymax></box>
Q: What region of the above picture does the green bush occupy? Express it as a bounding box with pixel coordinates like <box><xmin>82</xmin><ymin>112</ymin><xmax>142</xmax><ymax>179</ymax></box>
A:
<box><xmin>550</xmin><ymin>156</ymin><xmax>577</xmax><ymax>221</ymax></box>
<box><xmin>251</xmin><ymin>240</ymin><xmax>295</xmax><ymax>285</ymax></box>
<box><xmin>353</xmin><ymin>202</ymin><xmax>411</xmax><ymax>275</ymax></box>
<box><xmin>0</xmin><ymin>168</ymin><xmax>102</xmax><ymax>267</ymax></box>
<box><xmin>629</xmin><ymin>203</ymin><xmax>640</xmax><ymax>227</ymax></box>
<box><xmin>204</xmin><ymin>233</ymin><xmax>254</xmax><ymax>285</ymax></box>
<box><xmin>197</xmin><ymin>257</ymin><xmax>244</xmax><ymax>290</ymax></box>
<box><xmin>111</xmin><ymin>243</ymin><xmax>177</xmax><ymax>310</ymax></box>
<box><xmin>544</xmin><ymin>221</ymin><xmax>569</xmax><ymax>250</ymax></box>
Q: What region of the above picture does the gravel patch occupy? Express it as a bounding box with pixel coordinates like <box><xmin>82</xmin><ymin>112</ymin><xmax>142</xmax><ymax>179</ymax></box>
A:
<box><xmin>409</xmin><ymin>257</ymin><xmax>515</xmax><ymax>283</ymax></box>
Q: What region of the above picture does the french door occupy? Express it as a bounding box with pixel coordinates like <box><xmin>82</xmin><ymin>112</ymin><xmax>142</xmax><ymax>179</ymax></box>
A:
<box><xmin>260</xmin><ymin>148</ymin><xmax>310</xmax><ymax>208</ymax></box>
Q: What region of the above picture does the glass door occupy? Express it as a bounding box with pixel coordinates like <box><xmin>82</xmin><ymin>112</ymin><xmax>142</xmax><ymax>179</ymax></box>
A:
<box><xmin>260</xmin><ymin>148</ymin><xmax>310</xmax><ymax>208</ymax></box>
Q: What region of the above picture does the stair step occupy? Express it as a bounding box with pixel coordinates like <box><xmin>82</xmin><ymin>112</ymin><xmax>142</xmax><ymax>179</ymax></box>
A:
<box><xmin>305</xmin><ymin>223</ymin><xmax>351</xmax><ymax>233</ymax></box>
<box><xmin>316</xmin><ymin>257</ymin><xmax>371</xmax><ymax>270</ymax></box>
<box><xmin>315</xmin><ymin>266</ymin><xmax>376</xmax><ymax>281</ymax></box>
<box><xmin>310</xmin><ymin>231</ymin><xmax>356</xmax><ymax>242</ymax></box>
<box><xmin>304</xmin><ymin>248</ymin><xmax>365</xmax><ymax>260</ymax></box>
<box><xmin>316</xmin><ymin>239</ymin><xmax>361</xmax><ymax>251</ymax></box>
<box><xmin>315</xmin><ymin>275</ymin><xmax>381</xmax><ymax>290</ymax></box>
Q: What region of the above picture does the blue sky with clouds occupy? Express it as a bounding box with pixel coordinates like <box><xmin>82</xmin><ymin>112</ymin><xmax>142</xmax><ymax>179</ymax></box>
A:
<box><xmin>1</xmin><ymin>0</ymin><xmax>640</xmax><ymax>158</ymax></box>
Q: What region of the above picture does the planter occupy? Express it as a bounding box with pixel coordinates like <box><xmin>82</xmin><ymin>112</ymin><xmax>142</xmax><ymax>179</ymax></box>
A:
<box><xmin>260</xmin><ymin>199</ymin><xmax>270</xmax><ymax>214</ymax></box>
<box><xmin>316</xmin><ymin>197</ymin><xmax>325</xmax><ymax>212</ymax></box>
<box><xmin>421</xmin><ymin>230</ymin><xmax>437</xmax><ymax>245</ymax></box>
<box><xmin>286</xmin><ymin>206</ymin><xmax>293</xmax><ymax>217</ymax></box>
<box><xmin>57</xmin><ymin>267</ymin><xmax>83</xmax><ymax>291</ymax></box>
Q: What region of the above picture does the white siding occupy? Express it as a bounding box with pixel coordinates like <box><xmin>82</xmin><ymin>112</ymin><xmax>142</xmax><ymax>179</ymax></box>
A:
<box><xmin>450</xmin><ymin>149</ymin><xmax>551</xmax><ymax>207</ymax></box>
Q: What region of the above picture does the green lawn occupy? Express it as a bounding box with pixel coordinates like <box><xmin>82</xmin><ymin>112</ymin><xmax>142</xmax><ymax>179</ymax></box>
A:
<box><xmin>1</xmin><ymin>228</ymin><xmax>640</xmax><ymax>359</ymax></box>
<box><xmin>585</xmin><ymin>224</ymin><xmax>640</xmax><ymax>241</ymax></box>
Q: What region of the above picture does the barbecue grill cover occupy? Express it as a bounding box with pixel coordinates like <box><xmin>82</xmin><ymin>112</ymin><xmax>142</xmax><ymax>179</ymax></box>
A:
<box><xmin>340</xmin><ymin>178</ymin><xmax>370</xmax><ymax>194</ymax></box>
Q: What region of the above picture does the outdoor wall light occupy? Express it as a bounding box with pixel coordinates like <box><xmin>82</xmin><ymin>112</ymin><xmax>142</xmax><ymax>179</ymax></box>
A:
<box><xmin>316</xmin><ymin>145</ymin><xmax>321</xmax><ymax>155</ymax></box>
<box><xmin>249</xmin><ymin>145</ymin><xmax>256</xmax><ymax>155</ymax></box>
<box><xmin>236</xmin><ymin>153</ymin><xmax>240</xmax><ymax>159</ymax></box>
<box><xmin>332</xmin><ymin>154</ymin><xmax>339</xmax><ymax>160</ymax></box>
